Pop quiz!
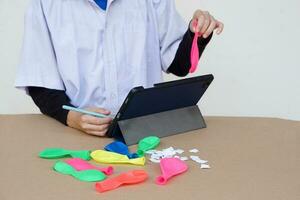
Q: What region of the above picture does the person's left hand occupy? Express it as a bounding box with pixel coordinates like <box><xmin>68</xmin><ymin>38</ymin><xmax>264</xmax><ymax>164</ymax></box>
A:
<box><xmin>190</xmin><ymin>10</ymin><xmax>224</xmax><ymax>38</ymax></box>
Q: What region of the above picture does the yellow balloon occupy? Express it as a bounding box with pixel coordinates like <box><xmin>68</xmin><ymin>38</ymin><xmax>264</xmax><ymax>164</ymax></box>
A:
<box><xmin>91</xmin><ymin>150</ymin><xmax>146</xmax><ymax>166</ymax></box>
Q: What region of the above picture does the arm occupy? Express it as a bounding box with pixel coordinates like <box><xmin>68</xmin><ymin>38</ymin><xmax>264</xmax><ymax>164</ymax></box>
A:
<box><xmin>168</xmin><ymin>9</ymin><xmax>224</xmax><ymax>77</ymax></box>
<box><xmin>28</xmin><ymin>87</ymin><xmax>112</xmax><ymax>136</ymax></box>
<box><xmin>28</xmin><ymin>87</ymin><xmax>72</xmax><ymax>125</ymax></box>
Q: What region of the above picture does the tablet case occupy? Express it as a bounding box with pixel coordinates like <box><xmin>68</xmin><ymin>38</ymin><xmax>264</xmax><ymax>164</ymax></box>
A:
<box><xmin>108</xmin><ymin>74</ymin><xmax>214</xmax><ymax>145</ymax></box>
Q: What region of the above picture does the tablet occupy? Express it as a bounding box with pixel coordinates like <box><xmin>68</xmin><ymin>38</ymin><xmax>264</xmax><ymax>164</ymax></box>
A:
<box><xmin>106</xmin><ymin>74</ymin><xmax>214</xmax><ymax>142</ymax></box>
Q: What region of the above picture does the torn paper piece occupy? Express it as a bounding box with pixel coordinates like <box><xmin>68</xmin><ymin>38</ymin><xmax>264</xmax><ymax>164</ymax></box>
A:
<box><xmin>180</xmin><ymin>157</ymin><xmax>188</xmax><ymax>161</ymax></box>
<box><xmin>163</xmin><ymin>151</ymin><xmax>176</xmax><ymax>157</ymax></box>
<box><xmin>190</xmin><ymin>156</ymin><xmax>208</xmax><ymax>164</ymax></box>
<box><xmin>200</xmin><ymin>164</ymin><xmax>210</xmax><ymax>169</ymax></box>
<box><xmin>164</xmin><ymin>154</ymin><xmax>174</xmax><ymax>158</ymax></box>
<box><xmin>197</xmin><ymin>159</ymin><xmax>208</xmax><ymax>164</ymax></box>
<box><xmin>190</xmin><ymin>155</ymin><xmax>200</xmax><ymax>161</ymax></box>
<box><xmin>189</xmin><ymin>149</ymin><xmax>199</xmax><ymax>153</ymax></box>
<box><xmin>174</xmin><ymin>149</ymin><xmax>184</xmax><ymax>154</ymax></box>
<box><xmin>151</xmin><ymin>151</ymin><xmax>163</xmax><ymax>156</ymax></box>
<box><xmin>145</xmin><ymin>150</ymin><xmax>158</xmax><ymax>154</ymax></box>
<box><xmin>151</xmin><ymin>153</ymin><xmax>164</xmax><ymax>160</ymax></box>
<box><xmin>149</xmin><ymin>158</ymin><xmax>161</xmax><ymax>163</ymax></box>
<box><xmin>161</xmin><ymin>147</ymin><xmax>176</xmax><ymax>157</ymax></box>
<box><xmin>162</xmin><ymin>147</ymin><xmax>174</xmax><ymax>152</ymax></box>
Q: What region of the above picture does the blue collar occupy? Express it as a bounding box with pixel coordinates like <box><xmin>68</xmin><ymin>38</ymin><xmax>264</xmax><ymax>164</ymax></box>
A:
<box><xmin>94</xmin><ymin>0</ymin><xmax>107</xmax><ymax>10</ymax></box>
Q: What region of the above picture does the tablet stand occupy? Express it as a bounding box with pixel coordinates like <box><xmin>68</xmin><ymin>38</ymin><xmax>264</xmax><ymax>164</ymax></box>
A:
<box><xmin>117</xmin><ymin>105</ymin><xmax>206</xmax><ymax>145</ymax></box>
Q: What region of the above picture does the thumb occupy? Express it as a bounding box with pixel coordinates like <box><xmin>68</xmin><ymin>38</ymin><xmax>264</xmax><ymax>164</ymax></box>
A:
<box><xmin>189</xmin><ymin>19</ymin><xmax>198</xmax><ymax>33</ymax></box>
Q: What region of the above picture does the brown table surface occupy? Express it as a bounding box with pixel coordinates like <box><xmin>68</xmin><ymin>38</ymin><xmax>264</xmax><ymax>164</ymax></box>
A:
<box><xmin>0</xmin><ymin>114</ymin><xmax>299</xmax><ymax>200</ymax></box>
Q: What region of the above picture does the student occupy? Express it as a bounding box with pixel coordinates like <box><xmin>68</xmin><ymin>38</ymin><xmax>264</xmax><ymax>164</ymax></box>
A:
<box><xmin>15</xmin><ymin>0</ymin><xmax>223</xmax><ymax>136</ymax></box>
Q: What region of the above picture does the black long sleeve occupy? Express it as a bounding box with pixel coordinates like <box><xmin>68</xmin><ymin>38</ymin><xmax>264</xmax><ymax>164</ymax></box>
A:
<box><xmin>167</xmin><ymin>29</ymin><xmax>213</xmax><ymax>76</ymax></box>
<box><xmin>28</xmin><ymin>87</ymin><xmax>73</xmax><ymax>125</ymax></box>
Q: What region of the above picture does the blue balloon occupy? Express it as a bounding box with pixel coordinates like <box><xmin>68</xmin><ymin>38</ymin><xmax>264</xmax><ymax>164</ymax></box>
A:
<box><xmin>104</xmin><ymin>141</ymin><xmax>139</xmax><ymax>159</ymax></box>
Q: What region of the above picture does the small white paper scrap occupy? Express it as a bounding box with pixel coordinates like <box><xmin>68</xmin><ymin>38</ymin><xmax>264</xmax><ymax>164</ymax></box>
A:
<box><xmin>145</xmin><ymin>150</ymin><xmax>158</xmax><ymax>154</ymax></box>
<box><xmin>190</xmin><ymin>155</ymin><xmax>200</xmax><ymax>161</ymax></box>
<box><xmin>174</xmin><ymin>149</ymin><xmax>184</xmax><ymax>154</ymax></box>
<box><xmin>149</xmin><ymin>158</ymin><xmax>160</xmax><ymax>163</ymax></box>
<box><xmin>162</xmin><ymin>147</ymin><xmax>175</xmax><ymax>152</ymax></box>
<box><xmin>200</xmin><ymin>164</ymin><xmax>210</xmax><ymax>169</ymax></box>
<box><xmin>197</xmin><ymin>159</ymin><xmax>208</xmax><ymax>164</ymax></box>
<box><xmin>180</xmin><ymin>156</ymin><xmax>189</xmax><ymax>161</ymax></box>
<box><xmin>190</xmin><ymin>156</ymin><xmax>208</xmax><ymax>164</ymax></box>
<box><xmin>151</xmin><ymin>153</ymin><xmax>164</xmax><ymax>160</ymax></box>
<box><xmin>189</xmin><ymin>149</ymin><xmax>199</xmax><ymax>153</ymax></box>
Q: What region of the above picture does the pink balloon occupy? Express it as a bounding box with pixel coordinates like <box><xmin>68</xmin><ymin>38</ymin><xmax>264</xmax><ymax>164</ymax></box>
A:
<box><xmin>189</xmin><ymin>20</ymin><xmax>201</xmax><ymax>73</ymax></box>
<box><xmin>156</xmin><ymin>158</ymin><xmax>188</xmax><ymax>185</ymax></box>
<box><xmin>65</xmin><ymin>158</ymin><xmax>113</xmax><ymax>175</ymax></box>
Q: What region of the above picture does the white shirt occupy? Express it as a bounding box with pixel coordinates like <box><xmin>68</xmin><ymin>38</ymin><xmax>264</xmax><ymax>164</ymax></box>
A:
<box><xmin>15</xmin><ymin>0</ymin><xmax>187</xmax><ymax>114</ymax></box>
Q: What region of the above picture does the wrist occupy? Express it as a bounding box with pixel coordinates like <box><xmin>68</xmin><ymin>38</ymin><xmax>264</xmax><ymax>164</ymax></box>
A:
<box><xmin>67</xmin><ymin>111</ymin><xmax>81</xmax><ymax>129</ymax></box>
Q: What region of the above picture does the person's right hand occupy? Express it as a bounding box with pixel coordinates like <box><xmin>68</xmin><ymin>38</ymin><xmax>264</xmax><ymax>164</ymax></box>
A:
<box><xmin>66</xmin><ymin>107</ymin><xmax>113</xmax><ymax>136</ymax></box>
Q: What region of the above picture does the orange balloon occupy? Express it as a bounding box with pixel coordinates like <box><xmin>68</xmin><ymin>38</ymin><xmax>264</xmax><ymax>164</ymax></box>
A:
<box><xmin>95</xmin><ymin>170</ymin><xmax>148</xmax><ymax>193</ymax></box>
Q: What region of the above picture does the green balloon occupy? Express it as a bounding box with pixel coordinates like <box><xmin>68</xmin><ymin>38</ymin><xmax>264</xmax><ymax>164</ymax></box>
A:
<box><xmin>39</xmin><ymin>148</ymin><xmax>91</xmax><ymax>160</ymax></box>
<box><xmin>53</xmin><ymin>161</ymin><xmax>106</xmax><ymax>182</ymax></box>
<box><xmin>69</xmin><ymin>150</ymin><xmax>91</xmax><ymax>160</ymax></box>
<box><xmin>137</xmin><ymin>136</ymin><xmax>160</xmax><ymax>156</ymax></box>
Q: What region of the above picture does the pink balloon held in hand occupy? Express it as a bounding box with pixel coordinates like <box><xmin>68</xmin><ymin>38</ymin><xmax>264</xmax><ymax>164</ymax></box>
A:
<box><xmin>155</xmin><ymin>158</ymin><xmax>188</xmax><ymax>185</ymax></box>
<box><xmin>189</xmin><ymin>20</ymin><xmax>201</xmax><ymax>73</ymax></box>
<box><xmin>65</xmin><ymin>158</ymin><xmax>114</xmax><ymax>175</ymax></box>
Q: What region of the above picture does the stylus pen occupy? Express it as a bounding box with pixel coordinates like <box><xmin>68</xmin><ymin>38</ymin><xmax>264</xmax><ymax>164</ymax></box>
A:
<box><xmin>62</xmin><ymin>105</ymin><xmax>110</xmax><ymax>118</ymax></box>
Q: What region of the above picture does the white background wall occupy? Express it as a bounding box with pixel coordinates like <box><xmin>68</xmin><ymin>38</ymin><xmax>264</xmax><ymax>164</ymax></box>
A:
<box><xmin>0</xmin><ymin>0</ymin><xmax>299</xmax><ymax>120</ymax></box>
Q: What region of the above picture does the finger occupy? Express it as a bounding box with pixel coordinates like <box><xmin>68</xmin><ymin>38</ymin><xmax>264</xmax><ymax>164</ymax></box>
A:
<box><xmin>86</xmin><ymin>130</ymin><xmax>107</xmax><ymax>137</ymax></box>
<box><xmin>196</xmin><ymin>14</ymin><xmax>205</xmax><ymax>33</ymax></box>
<box><xmin>87</xmin><ymin>107</ymin><xmax>111</xmax><ymax>115</ymax></box>
<box><xmin>81</xmin><ymin>123</ymin><xmax>110</xmax><ymax>132</ymax></box>
<box><xmin>216</xmin><ymin>21</ymin><xmax>224</xmax><ymax>34</ymax></box>
<box><xmin>193</xmin><ymin>10</ymin><xmax>203</xmax><ymax>19</ymax></box>
<box><xmin>203</xmin><ymin>16</ymin><xmax>216</xmax><ymax>38</ymax></box>
<box><xmin>199</xmin><ymin>12</ymin><xmax>211</xmax><ymax>34</ymax></box>
<box><xmin>190</xmin><ymin>19</ymin><xmax>198</xmax><ymax>32</ymax></box>
<box><xmin>81</xmin><ymin>115</ymin><xmax>112</xmax><ymax>125</ymax></box>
